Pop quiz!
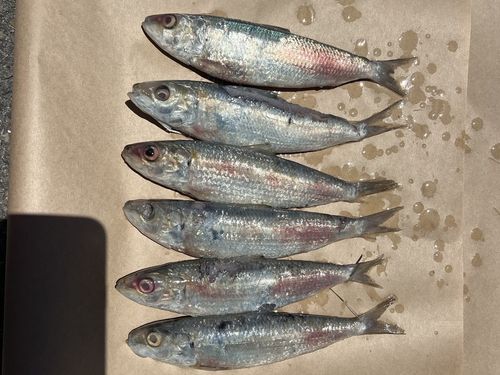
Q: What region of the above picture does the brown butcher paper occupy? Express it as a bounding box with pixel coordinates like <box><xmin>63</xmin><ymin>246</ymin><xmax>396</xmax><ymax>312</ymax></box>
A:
<box><xmin>5</xmin><ymin>0</ymin><xmax>476</xmax><ymax>374</ymax></box>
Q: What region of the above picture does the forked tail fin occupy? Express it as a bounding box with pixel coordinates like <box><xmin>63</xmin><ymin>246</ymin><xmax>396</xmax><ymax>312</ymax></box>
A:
<box><xmin>370</xmin><ymin>57</ymin><xmax>417</xmax><ymax>96</ymax></box>
<box><xmin>355</xmin><ymin>100</ymin><xmax>406</xmax><ymax>139</ymax></box>
<box><xmin>348</xmin><ymin>255</ymin><xmax>385</xmax><ymax>288</ymax></box>
<box><xmin>359</xmin><ymin>295</ymin><xmax>405</xmax><ymax>335</ymax></box>
<box><xmin>356</xmin><ymin>207</ymin><xmax>402</xmax><ymax>236</ymax></box>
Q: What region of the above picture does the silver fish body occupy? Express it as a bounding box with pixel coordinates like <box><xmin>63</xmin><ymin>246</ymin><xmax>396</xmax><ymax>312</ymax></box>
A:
<box><xmin>127</xmin><ymin>296</ymin><xmax>403</xmax><ymax>369</ymax></box>
<box><xmin>115</xmin><ymin>256</ymin><xmax>383</xmax><ymax>315</ymax></box>
<box><xmin>121</xmin><ymin>141</ymin><xmax>397</xmax><ymax>208</ymax></box>
<box><xmin>128</xmin><ymin>80</ymin><xmax>403</xmax><ymax>153</ymax></box>
<box><xmin>123</xmin><ymin>199</ymin><xmax>400</xmax><ymax>258</ymax></box>
<box><xmin>141</xmin><ymin>14</ymin><xmax>413</xmax><ymax>95</ymax></box>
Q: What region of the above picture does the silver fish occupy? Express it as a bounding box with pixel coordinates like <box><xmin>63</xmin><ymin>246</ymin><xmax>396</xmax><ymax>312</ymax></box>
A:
<box><xmin>121</xmin><ymin>141</ymin><xmax>398</xmax><ymax>208</ymax></box>
<box><xmin>123</xmin><ymin>199</ymin><xmax>400</xmax><ymax>258</ymax></box>
<box><xmin>141</xmin><ymin>14</ymin><xmax>415</xmax><ymax>95</ymax></box>
<box><xmin>115</xmin><ymin>256</ymin><xmax>384</xmax><ymax>316</ymax></box>
<box><xmin>127</xmin><ymin>296</ymin><xmax>403</xmax><ymax>369</ymax></box>
<box><xmin>128</xmin><ymin>80</ymin><xmax>403</xmax><ymax>153</ymax></box>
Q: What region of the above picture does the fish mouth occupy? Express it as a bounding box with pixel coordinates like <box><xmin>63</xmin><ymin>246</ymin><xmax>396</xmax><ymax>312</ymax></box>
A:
<box><xmin>142</xmin><ymin>15</ymin><xmax>165</xmax><ymax>43</ymax></box>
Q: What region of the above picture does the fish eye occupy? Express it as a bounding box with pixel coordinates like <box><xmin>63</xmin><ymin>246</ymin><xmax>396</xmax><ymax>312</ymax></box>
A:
<box><xmin>154</xmin><ymin>86</ymin><xmax>170</xmax><ymax>101</ymax></box>
<box><xmin>163</xmin><ymin>14</ymin><xmax>177</xmax><ymax>29</ymax></box>
<box><xmin>146</xmin><ymin>331</ymin><xmax>162</xmax><ymax>347</ymax></box>
<box><xmin>143</xmin><ymin>145</ymin><xmax>159</xmax><ymax>161</ymax></box>
<box><xmin>141</xmin><ymin>203</ymin><xmax>155</xmax><ymax>221</ymax></box>
<box><xmin>137</xmin><ymin>277</ymin><xmax>155</xmax><ymax>294</ymax></box>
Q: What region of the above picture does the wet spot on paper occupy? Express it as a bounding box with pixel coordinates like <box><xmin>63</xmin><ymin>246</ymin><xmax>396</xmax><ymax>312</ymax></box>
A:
<box><xmin>471</xmin><ymin>253</ymin><xmax>482</xmax><ymax>267</ymax></box>
<box><xmin>447</xmin><ymin>40</ymin><xmax>458</xmax><ymax>52</ymax></box>
<box><xmin>454</xmin><ymin>131</ymin><xmax>472</xmax><ymax>153</ymax></box>
<box><xmin>342</xmin><ymin>6</ymin><xmax>362</xmax><ymax>22</ymax></box>
<box><xmin>470</xmin><ymin>228</ymin><xmax>484</xmax><ymax>242</ymax></box>
<box><xmin>421</xmin><ymin>180</ymin><xmax>437</xmax><ymax>198</ymax></box>
<box><xmin>398</xmin><ymin>30</ymin><xmax>418</xmax><ymax>57</ymax></box>
<box><xmin>491</xmin><ymin>143</ymin><xmax>500</xmax><ymax>160</ymax></box>
<box><xmin>297</xmin><ymin>5</ymin><xmax>315</xmax><ymax>25</ymax></box>
<box><xmin>426</xmin><ymin>63</ymin><xmax>437</xmax><ymax>74</ymax></box>
<box><xmin>354</xmin><ymin>38</ymin><xmax>368</xmax><ymax>57</ymax></box>
<box><xmin>471</xmin><ymin>117</ymin><xmax>483</xmax><ymax>131</ymax></box>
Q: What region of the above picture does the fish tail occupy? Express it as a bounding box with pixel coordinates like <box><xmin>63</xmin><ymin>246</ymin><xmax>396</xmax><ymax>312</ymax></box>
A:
<box><xmin>370</xmin><ymin>57</ymin><xmax>417</xmax><ymax>96</ymax></box>
<box><xmin>355</xmin><ymin>100</ymin><xmax>406</xmax><ymax>139</ymax></box>
<box><xmin>348</xmin><ymin>255</ymin><xmax>385</xmax><ymax>288</ymax></box>
<box><xmin>356</xmin><ymin>206</ymin><xmax>402</xmax><ymax>236</ymax></box>
<box><xmin>359</xmin><ymin>295</ymin><xmax>405</xmax><ymax>335</ymax></box>
<box><xmin>353</xmin><ymin>179</ymin><xmax>399</xmax><ymax>200</ymax></box>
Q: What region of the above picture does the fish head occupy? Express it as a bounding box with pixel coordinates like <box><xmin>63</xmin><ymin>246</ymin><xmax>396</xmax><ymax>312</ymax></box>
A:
<box><xmin>121</xmin><ymin>141</ymin><xmax>192</xmax><ymax>187</ymax></box>
<box><xmin>127</xmin><ymin>322</ymin><xmax>196</xmax><ymax>366</ymax></box>
<box><xmin>142</xmin><ymin>14</ymin><xmax>206</xmax><ymax>63</ymax></box>
<box><xmin>128</xmin><ymin>81</ymin><xmax>199</xmax><ymax>129</ymax></box>
<box><xmin>115</xmin><ymin>270</ymin><xmax>168</xmax><ymax>306</ymax></box>
<box><xmin>115</xmin><ymin>266</ymin><xmax>187</xmax><ymax>309</ymax></box>
<box><xmin>123</xmin><ymin>200</ymin><xmax>187</xmax><ymax>251</ymax></box>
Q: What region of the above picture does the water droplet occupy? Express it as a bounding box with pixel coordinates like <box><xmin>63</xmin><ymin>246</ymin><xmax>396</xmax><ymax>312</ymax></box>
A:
<box><xmin>445</xmin><ymin>265</ymin><xmax>453</xmax><ymax>273</ymax></box>
<box><xmin>429</xmin><ymin>270</ymin><xmax>435</xmax><ymax>276</ymax></box>
<box><xmin>434</xmin><ymin>330</ymin><xmax>439</xmax><ymax>335</ymax></box>
<box><xmin>455</xmin><ymin>87</ymin><xmax>462</xmax><ymax>94</ymax></box>
<box><xmin>387</xmin><ymin>51</ymin><xmax>393</xmax><ymax>57</ymax></box>
<box><xmin>421</xmin><ymin>180</ymin><xmax>437</xmax><ymax>198</ymax></box>
<box><xmin>409</xmin><ymin>122</ymin><xmax>431</xmax><ymax>139</ymax></box>
<box><xmin>447</xmin><ymin>40</ymin><xmax>458</xmax><ymax>52</ymax></box>
<box><xmin>354</xmin><ymin>38</ymin><xmax>368</xmax><ymax>57</ymax></box>
<box><xmin>296</xmin><ymin>5</ymin><xmax>315</xmax><ymax>25</ymax></box>
<box><xmin>337</xmin><ymin>102</ymin><xmax>345</xmax><ymax>111</ymax></box>
<box><xmin>408</xmin><ymin>178</ymin><xmax>414</xmax><ymax>184</ymax></box>
<box><xmin>434</xmin><ymin>239</ymin><xmax>445</xmax><ymax>252</ymax></box>
<box><xmin>442</xmin><ymin>132</ymin><xmax>450</xmax><ymax>141</ymax></box>
<box><xmin>399</xmin><ymin>141</ymin><xmax>405</xmax><ymax>147</ymax></box>
<box><xmin>433</xmin><ymin>251</ymin><xmax>443</xmax><ymax>262</ymax></box>
<box><xmin>387</xmin><ymin>41</ymin><xmax>393</xmax><ymax>47</ymax></box>
<box><xmin>361</xmin><ymin>144</ymin><xmax>378</xmax><ymax>160</ymax></box>
<box><xmin>376</xmin><ymin>149</ymin><xmax>384</xmax><ymax>157</ymax></box>
<box><xmin>471</xmin><ymin>253</ymin><xmax>482</xmax><ymax>267</ymax></box>
<box><xmin>470</xmin><ymin>228</ymin><xmax>484</xmax><ymax>241</ymax></box>
<box><xmin>349</xmin><ymin>108</ymin><xmax>358</xmax><ymax>117</ymax></box>
<box><xmin>342</xmin><ymin>6</ymin><xmax>362</xmax><ymax>22</ymax></box>
<box><xmin>422</xmin><ymin>143</ymin><xmax>427</xmax><ymax>149</ymax></box>
<box><xmin>471</xmin><ymin>117</ymin><xmax>483</xmax><ymax>131</ymax></box>
<box><xmin>395</xmin><ymin>130</ymin><xmax>404</xmax><ymax>138</ymax></box>
<box><xmin>373</xmin><ymin>48</ymin><xmax>382</xmax><ymax>57</ymax></box>
<box><xmin>436</xmin><ymin>279</ymin><xmax>445</xmax><ymax>288</ymax></box>
<box><xmin>413</xmin><ymin>202</ymin><xmax>424</xmax><ymax>213</ymax></box>
<box><xmin>425</xmin><ymin>33</ymin><xmax>431</xmax><ymax>39</ymax></box>
<box><xmin>491</xmin><ymin>143</ymin><xmax>500</xmax><ymax>160</ymax></box>
<box><xmin>428</xmin><ymin>98</ymin><xmax>453</xmax><ymax>125</ymax></box>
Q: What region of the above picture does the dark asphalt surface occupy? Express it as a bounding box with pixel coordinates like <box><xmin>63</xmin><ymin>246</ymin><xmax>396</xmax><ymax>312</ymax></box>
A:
<box><xmin>1</xmin><ymin>0</ymin><xmax>15</xmax><ymax>360</ymax></box>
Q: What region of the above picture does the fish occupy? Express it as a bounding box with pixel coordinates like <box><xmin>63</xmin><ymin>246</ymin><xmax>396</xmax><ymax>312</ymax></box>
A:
<box><xmin>123</xmin><ymin>199</ymin><xmax>401</xmax><ymax>258</ymax></box>
<box><xmin>128</xmin><ymin>80</ymin><xmax>404</xmax><ymax>154</ymax></box>
<box><xmin>126</xmin><ymin>295</ymin><xmax>404</xmax><ymax>369</ymax></box>
<box><xmin>121</xmin><ymin>141</ymin><xmax>398</xmax><ymax>208</ymax></box>
<box><xmin>115</xmin><ymin>256</ymin><xmax>384</xmax><ymax>316</ymax></box>
<box><xmin>141</xmin><ymin>14</ymin><xmax>415</xmax><ymax>95</ymax></box>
